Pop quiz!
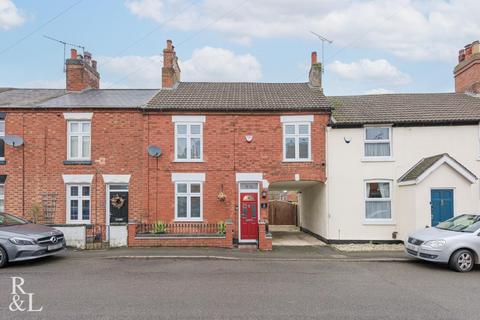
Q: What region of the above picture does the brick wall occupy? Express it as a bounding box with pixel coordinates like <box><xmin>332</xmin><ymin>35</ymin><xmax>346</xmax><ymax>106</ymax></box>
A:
<box><xmin>1</xmin><ymin>108</ymin><xmax>328</xmax><ymax>245</ymax></box>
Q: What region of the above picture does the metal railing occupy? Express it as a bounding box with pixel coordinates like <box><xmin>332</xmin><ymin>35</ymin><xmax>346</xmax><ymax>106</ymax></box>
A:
<box><xmin>136</xmin><ymin>223</ymin><xmax>224</xmax><ymax>236</ymax></box>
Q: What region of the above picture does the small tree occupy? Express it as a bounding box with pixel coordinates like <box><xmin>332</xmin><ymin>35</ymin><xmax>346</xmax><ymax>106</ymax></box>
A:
<box><xmin>29</xmin><ymin>202</ymin><xmax>42</xmax><ymax>224</ymax></box>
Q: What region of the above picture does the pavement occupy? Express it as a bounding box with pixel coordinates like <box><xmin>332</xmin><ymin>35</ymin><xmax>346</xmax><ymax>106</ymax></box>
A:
<box><xmin>0</xmin><ymin>250</ymin><xmax>479</xmax><ymax>320</ymax></box>
<box><xmin>62</xmin><ymin>245</ymin><xmax>411</xmax><ymax>262</ymax></box>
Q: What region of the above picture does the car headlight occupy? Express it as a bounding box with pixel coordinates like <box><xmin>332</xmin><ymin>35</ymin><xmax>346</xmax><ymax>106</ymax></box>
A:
<box><xmin>422</xmin><ymin>239</ymin><xmax>446</xmax><ymax>250</ymax></box>
<box><xmin>9</xmin><ymin>237</ymin><xmax>36</xmax><ymax>245</ymax></box>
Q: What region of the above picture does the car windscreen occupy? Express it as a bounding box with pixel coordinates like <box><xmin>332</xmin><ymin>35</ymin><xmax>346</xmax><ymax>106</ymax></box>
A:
<box><xmin>436</xmin><ymin>214</ymin><xmax>480</xmax><ymax>233</ymax></box>
<box><xmin>0</xmin><ymin>213</ymin><xmax>28</xmax><ymax>226</ymax></box>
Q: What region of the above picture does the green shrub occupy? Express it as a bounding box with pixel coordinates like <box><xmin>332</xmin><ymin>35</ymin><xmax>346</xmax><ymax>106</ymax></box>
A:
<box><xmin>153</xmin><ymin>220</ymin><xmax>166</xmax><ymax>234</ymax></box>
<box><xmin>217</xmin><ymin>221</ymin><xmax>226</xmax><ymax>234</ymax></box>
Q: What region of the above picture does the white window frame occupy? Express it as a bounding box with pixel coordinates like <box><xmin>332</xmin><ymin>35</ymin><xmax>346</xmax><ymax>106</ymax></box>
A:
<box><xmin>174</xmin><ymin>181</ymin><xmax>203</xmax><ymax>221</ymax></box>
<box><xmin>363</xmin><ymin>126</ymin><xmax>393</xmax><ymax>161</ymax></box>
<box><xmin>364</xmin><ymin>180</ymin><xmax>394</xmax><ymax>224</ymax></box>
<box><xmin>0</xmin><ymin>119</ymin><xmax>5</xmax><ymax>161</ymax></box>
<box><xmin>0</xmin><ymin>183</ymin><xmax>4</xmax><ymax>212</ymax></box>
<box><xmin>66</xmin><ymin>184</ymin><xmax>91</xmax><ymax>224</ymax></box>
<box><xmin>282</xmin><ymin>122</ymin><xmax>312</xmax><ymax>162</ymax></box>
<box><xmin>67</xmin><ymin>120</ymin><xmax>91</xmax><ymax>161</ymax></box>
<box><xmin>174</xmin><ymin>122</ymin><xmax>204</xmax><ymax>162</ymax></box>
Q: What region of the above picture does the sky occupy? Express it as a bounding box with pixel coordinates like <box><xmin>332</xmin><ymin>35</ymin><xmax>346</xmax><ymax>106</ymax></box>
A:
<box><xmin>0</xmin><ymin>0</ymin><xmax>479</xmax><ymax>95</ymax></box>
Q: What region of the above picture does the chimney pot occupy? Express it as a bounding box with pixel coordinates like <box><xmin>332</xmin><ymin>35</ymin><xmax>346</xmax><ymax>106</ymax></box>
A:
<box><xmin>167</xmin><ymin>39</ymin><xmax>173</xmax><ymax>50</ymax></box>
<box><xmin>92</xmin><ymin>60</ymin><xmax>97</xmax><ymax>70</ymax></box>
<box><xmin>454</xmin><ymin>40</ymin><xmax>480</xmax><ymax>94</ymax></box>
<box><xmin>71</xmin><ymin>48</ymin><xmax>77</xmax><ymax>59</ymax></box>
<box><xmin>311</xmin><ymin>51</ymin><xmax>318</xmax><ymax>65</ymax></box>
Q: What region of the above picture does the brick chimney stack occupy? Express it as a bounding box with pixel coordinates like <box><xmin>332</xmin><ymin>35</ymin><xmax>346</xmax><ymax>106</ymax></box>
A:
<box><xmin>162</xmin><ymin>39</ymin><xmax>181</xmax><ymax>89</ymax></box>
<box><xmin>66</xmin><ymin>49</ymin><xmax>100</xmax><ymax>91</ymax></box>
<box><xmin>309</xmin><ymin>51</ymin><xmax>322</xmax><ymax>89</ymax></box>
<box><xmin>454</xmin><ymin>40</ymin><xmax>480</xmax><ymax>94</ymax></box>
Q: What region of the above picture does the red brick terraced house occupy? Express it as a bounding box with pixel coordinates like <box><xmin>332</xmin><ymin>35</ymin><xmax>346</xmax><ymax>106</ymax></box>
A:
<box><xmin>0</xmin><ymin>41</ymin><xmax>331</xmax><ymax>250</ymax></box>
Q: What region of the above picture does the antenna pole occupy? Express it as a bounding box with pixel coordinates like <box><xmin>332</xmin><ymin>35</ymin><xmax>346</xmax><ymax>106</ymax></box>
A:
<box><xmin>310</xmin><ymin>31</ymin><xmax>333</xmax><ymax>74</ymax></box>
<box><xmin>43</xmin><ymin>35</ymin><xmax>86</xmax><ymax>73</ymax></box>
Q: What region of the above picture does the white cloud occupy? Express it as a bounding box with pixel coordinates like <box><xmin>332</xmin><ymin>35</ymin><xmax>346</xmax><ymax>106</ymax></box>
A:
<box><xmin>99</xmin><ymin>54</ymin><xmax>163</xmax><ymax>88</ymax></box>
<box><xmin>98</xmin><ymin>46</ymin><xmax>262</xmax><ymax>88</ymax></box>
<box><xmin>181</xmin><ymin>46</ymin><xmax>261</xmax><ymax>82</ymax></box>
<box><xmin>364</xmin><ymin>88</ymin><xmax>394</xmax><ymax>95</ymax></box>
<box><xmin>0</xmin><ymin>0</ymin><xmax>25</xmax><ymax>30</ymax></box>
<box><xmin>328</xmin><ymin>59</ymin><xmax>411</xmax><ymax>86</ymax></box>
<box><xmin>124</xmin><ymin>0</ymin><xmax>480</xmax><ymax>61</ymax></box>
<box><xmin>23</xmin><ymin>79</ymin><xmax>65</xmax><ymax>89</ymax></box>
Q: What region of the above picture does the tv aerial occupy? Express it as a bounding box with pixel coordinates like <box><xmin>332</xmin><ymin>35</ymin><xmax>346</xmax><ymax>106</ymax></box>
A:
<box><xmin>43</xmin><ymin>35</ymin><xmax>85</xmax><ymax>72</ymax></box>
<box><xmin>2</xmin><ymin>135</ymin><xmax>24</xmax><ymax>147</ymax></box>
<box><xmin>147</xmin><ymin>145</ymin><xmax>162</xmax><ymax>157</ymax></box>
<box><xmin>310</xmin><ymin>31</ymin><xmax>333</xmax><ymax>74</ymax></box>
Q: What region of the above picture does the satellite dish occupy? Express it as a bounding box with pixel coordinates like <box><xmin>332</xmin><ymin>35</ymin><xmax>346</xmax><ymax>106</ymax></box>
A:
<box><xmin>2</xmin><ymin>135</ymin><xmax>24</xmax><ymax>147</ymax></box>
<box><xmin>147</xmin><ymin>145</ymin><xmax>162</xmax><ymax>157</ymax></box>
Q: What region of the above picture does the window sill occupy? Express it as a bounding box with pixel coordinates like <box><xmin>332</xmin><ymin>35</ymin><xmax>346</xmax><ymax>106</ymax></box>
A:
<box><xmin>174</xmin><ymin>219</ymin><xmax>203</xmax><ymax>222</ymax></box>
<box><xmin>64</xmin><ymin>160</ymin><xmax>92</xmax><ymax>165</ymax></box>
<box><xmin>282</xmin><ymin>160</ymin><xmax>313</xmax><ymax>163</ymax></box>
<box><xmin>65</xmin><ymin>221</ymin><xmax>91</xmax><ymax>225</ymax></box>
<box><xmin>361</xmin><ymin>157</ymin><xmax>395</xmax><ymax>163</ymax></box>
<box><xmin>362</xmin><ymin>220</ymin><xmax>396</xmax><ymax>226</ymax></box>
<box><xmin>0</xmin><ymin>160</ymin><xmax>5</xmax><ymax>165</ymax></box>
<box><xmin>173</xmin><ymin>160</ymin><xmax>204</xmax><ymax>163</ymax></box>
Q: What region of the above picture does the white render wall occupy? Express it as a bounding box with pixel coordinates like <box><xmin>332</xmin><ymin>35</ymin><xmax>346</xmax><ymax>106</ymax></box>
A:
<box><xmin>325</xmin><ymin>124</ymin><xmax>480</xmax><ymax>241</ymax></box>
<box><xmin>53</xmin><ymin>226</ymin><xmax>86</xmax><ymax>249</ymax></box>
<box><xmin>299</xmin><ymin>183</ymin><xmax>328</xmax><ymax>238</ymax></box>
<box><xmin>109</xmin><ymin>225</ymin><xmax>128</xmax><ymax>247</ymax></box>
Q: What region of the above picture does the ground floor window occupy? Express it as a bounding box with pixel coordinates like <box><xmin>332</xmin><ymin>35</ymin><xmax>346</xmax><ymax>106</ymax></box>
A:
<box><xmin>67</xmin><ymin>184</ymin><xmax>90</xmax><ymax>223</ymax></box>
<box><xmin>365</xmin><ymin>181</ymin><xmax>392</xmax><ymax>221</ymax></box>
<box><xmin>175</xmin><ymin>182</ymin><xmax>202</xmax><ymax>220</ymax></box>
<box><xmin>0</xmin><ymin>183</ymin><xmax>4</xmax><ymax>212</ymax></box>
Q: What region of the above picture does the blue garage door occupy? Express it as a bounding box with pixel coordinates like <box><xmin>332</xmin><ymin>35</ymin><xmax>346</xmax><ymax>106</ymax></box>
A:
<box><xmin>431</xmin><ymin>189</ymin><xmax>454</xmax><ymax>226</ymax></box>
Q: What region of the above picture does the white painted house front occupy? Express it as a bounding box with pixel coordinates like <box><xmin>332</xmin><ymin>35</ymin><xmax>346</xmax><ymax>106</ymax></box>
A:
<box><xmin>309</xmin><ymin>123</ymin><xmax>480</xmax><ymax>242</ymax></box>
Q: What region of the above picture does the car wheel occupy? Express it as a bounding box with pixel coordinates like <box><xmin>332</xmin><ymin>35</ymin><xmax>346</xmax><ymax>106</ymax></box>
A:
<box><xmin>0</xmin><ymin>246</ymin><xmax>7</xmax><ymax>268</ymax></box>
<box><xmin>449</xmin><ymin>249</ymin><xmax>474</xmax><ymax>272</ymax></box>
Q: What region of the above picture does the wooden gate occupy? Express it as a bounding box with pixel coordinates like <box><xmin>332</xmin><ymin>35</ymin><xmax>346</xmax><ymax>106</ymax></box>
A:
<box><xmin>268</xmin><ymin>201</ymin><xmax>297</xmax><ymax>225</ymax></box>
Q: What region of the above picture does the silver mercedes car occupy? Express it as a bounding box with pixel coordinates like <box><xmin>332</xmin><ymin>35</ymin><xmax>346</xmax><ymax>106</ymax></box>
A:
<box><xmin>0</xmin><ymin>212</ymin><xmax>66</xmax><ymax>268</ymax></box>
<box><xmin>406</xmin><ymin>214</ymin><xmax>480</xmax><ymax>272</ymax></box>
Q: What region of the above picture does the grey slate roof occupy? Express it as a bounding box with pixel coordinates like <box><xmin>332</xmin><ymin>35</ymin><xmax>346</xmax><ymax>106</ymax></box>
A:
<box><xmin>147</xmin><ymin>82</ymin><xmax>331</xmax><ymax>111</ymax></box>
<box><xmin>398</xmin><ymin>153</ymin><xmax>477</xmax><ymax>183</ymax></box>
<box><xmin>0</xmin><ymin>88</ymin><xmax>66</xmax><ymax>107</ymax></box>
<box><xmin>39</xmin><ymin>89</ymin><xmax>158</xmax><ymax>108</ymax></box>
<box><xmin>329</xmin><ymin>93</ymin><xmax>480</xmax><ymax>126</ymax></box>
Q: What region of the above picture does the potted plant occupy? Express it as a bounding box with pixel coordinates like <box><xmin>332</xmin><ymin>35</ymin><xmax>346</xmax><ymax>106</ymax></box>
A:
<box><xmin>217</xmin><ymin>221</ymin><xmax>226</xmax><ymax>235</ymax></box>
<box><xmin>153</xmin><ymin>220</ymin><xmax>167</xmax><ymax>234</ymax></box>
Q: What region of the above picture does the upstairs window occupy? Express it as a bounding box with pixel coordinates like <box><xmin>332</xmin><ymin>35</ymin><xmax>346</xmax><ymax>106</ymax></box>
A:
<box><xmin>67</xmin><ymin>121</ymin><xmax>91</xmax><ymax>161</ymax></box>
<box><xmin>0</xmin><ymin>119</ymin><xmax>4</xmax><ymax>161</ymax></box>
<box><xmin>283</xmin><ymin>123</ymin><xmax>311</xmax><ymax>161</ymax></box>
<box><xmin>365</xmin><ymin>181</ymin><xmax>392</xmax><ymax>222</ymax></box>
<box><xmin>172</xmin><ymin>116</ymin><xmax>205</xmax><ymax>162</ymax></box>
<box><xmin>364</xmin><ymin>127</ymin><xmax>392</xmax><ymax>159</ymax></box>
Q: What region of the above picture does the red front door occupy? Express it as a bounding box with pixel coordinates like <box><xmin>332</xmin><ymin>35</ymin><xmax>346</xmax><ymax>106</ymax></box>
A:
<box><xmin>240</xmin><ymin>193</ymin><xmax>259</xmax><ymax>241</ymax></box>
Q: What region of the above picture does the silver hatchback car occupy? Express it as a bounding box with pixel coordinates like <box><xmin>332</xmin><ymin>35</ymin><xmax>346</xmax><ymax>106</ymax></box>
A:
<box><xmin>406</xmin><ymin>214</ymin><xmax>480</xmax><ymax>272</ymax></box>
<box><xmin>0</xmin><ymin>212</ymin><xmax>66</xmax><ymax>268</ymax></box>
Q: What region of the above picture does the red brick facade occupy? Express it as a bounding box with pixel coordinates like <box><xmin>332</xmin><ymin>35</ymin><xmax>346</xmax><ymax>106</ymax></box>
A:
<box><xmin>1</xmin><ymin>109</ymin><xmax>328</xmax><ymax>246</ymax></box>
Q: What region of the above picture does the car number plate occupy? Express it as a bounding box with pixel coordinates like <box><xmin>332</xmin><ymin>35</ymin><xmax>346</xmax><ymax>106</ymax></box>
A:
<box><xmin>47</xmin><ymin>243</ymin><xmax>63</xmax><ymax>251</ymax></box>
<box><xmin>406</xmin><ymin>243</ymin><xmax>418</xmax><ymax>251</ymax></box>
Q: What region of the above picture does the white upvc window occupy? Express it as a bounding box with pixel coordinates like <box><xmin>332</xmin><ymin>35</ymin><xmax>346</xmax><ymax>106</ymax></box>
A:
<box><xmin>283</xmin><ymin>122</ymin><xmax>311</xmax><ymax>161</ymax></box>
<box><xmin>0</xmin><ymin>119</ymin><xmax>5</xmax><ymax>160</ymax></box>
<box><xmin>364</xmin><ymin>126</ymin><xmax>392</xmax><ymax>160</ymax></box>
<box><xmin>0</xmin><ymin>183</ymin><xmax>4</xmax><ymax>212</ymax></box>
<box><xmin>175</xmin><ymin>182</ymin><xmax>203</xmax><ymax>221</ymax></box>
<box><xmin>365</xmin><ymin>180</ymin><xmax>392</xmax><ymax>223</ymax></box>
<box><xmin>66</xmin><ymin>184</ymin><xmax>91</xmax><ymax>223</ymax></box>
<box><xmin>174</xmin><ymin>122</ymin><xmax>203</xmax><ymax>161</ymax></box>
<box><xmin>67</xmin><ymin>121</ymin><xmax>91</xmax><ymax>160</ymax></box>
